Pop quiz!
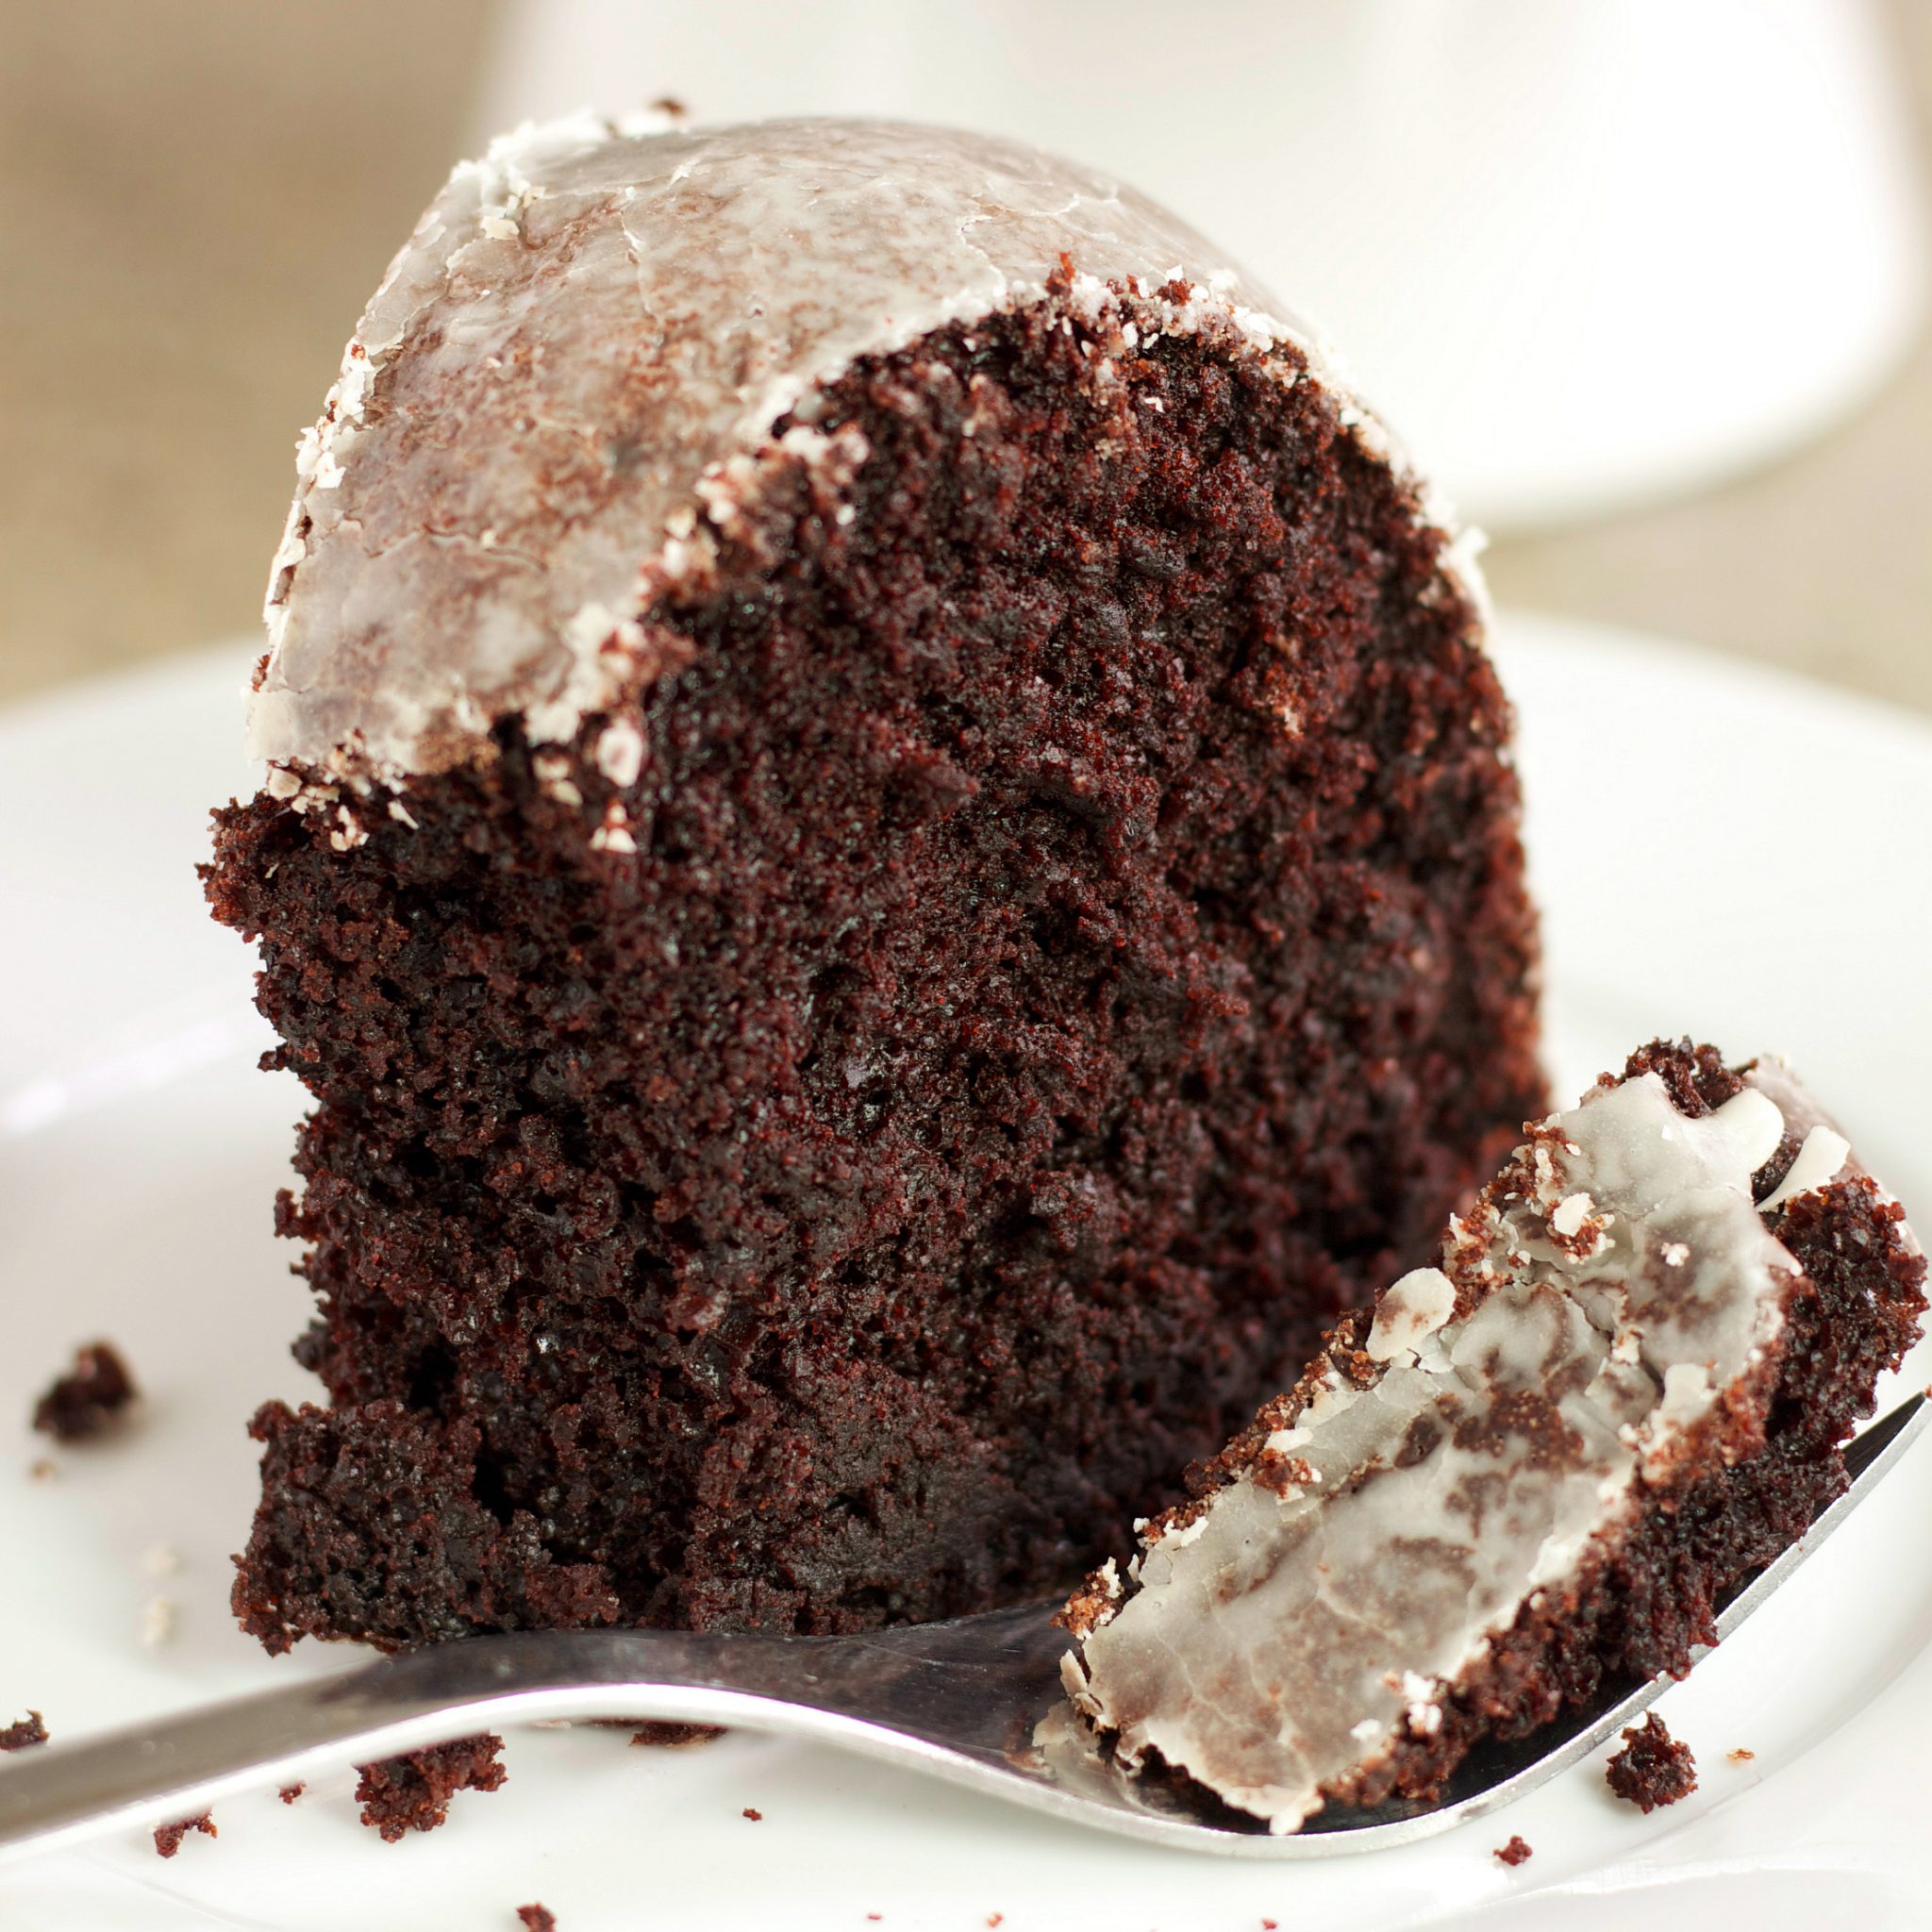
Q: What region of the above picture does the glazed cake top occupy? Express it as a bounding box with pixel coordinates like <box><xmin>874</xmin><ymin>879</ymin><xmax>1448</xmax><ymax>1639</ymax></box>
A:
<box><xmin>1059</xmin><ymin>1062</ymin><xmax>1871</xmax><ymax>1833</ymax></box>
<box><xmin>246</xmin><ymin>113</ymin><xmax>1460</xmax><ymax>785</ymax></box>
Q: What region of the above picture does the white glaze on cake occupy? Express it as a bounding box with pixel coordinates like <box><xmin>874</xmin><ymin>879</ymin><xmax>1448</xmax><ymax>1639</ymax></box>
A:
<box><xmin>1059</xmin><ymin>1064</ymin><xmax>1857</xmax><ymax>1833</ymax></box>
<box><xmin>246</xmin><ymin>114</ymin><xmax>1472</xmax><ymax>789</ymax></box>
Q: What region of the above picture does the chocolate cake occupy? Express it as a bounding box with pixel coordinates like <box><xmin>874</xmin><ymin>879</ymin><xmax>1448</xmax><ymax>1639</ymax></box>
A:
<box><xmin>32</xmin><ymin>1341</ymin><xmax>137</xmax><ymax>1443</ymax></box>
<box><xmin>1060</xmin><ymin>1042</ymin><xmax>1926</xmax><ymax>1832</ymax></box>
<box><xmin>0</xmin><ymin>1713</ymin><xmax>48</xmax><ymax>1753</ymax></box>
<box><xmin>153</xmin><ymin>1812</ymin><xmax>216</xmax><ymax>1858</ymax></box>
<box><xmin>206</xmin><ymin>114</ymin><xmax>1541</xmax><ymax>1651</ymax></box>
<box><xmin>354</xmin><ymin>1733</ymin><xmax>507</xmax><ymax>1840</ymax></box>
<box><xmin>1605</xmin><ymin>1713</ymin><xmax>1697</xmax><ymax>1812</ymax></box>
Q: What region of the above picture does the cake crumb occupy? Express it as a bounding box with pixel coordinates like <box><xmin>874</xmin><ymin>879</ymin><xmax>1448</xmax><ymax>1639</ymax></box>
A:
<box><xmin>987</xmin><ymin>1917</ymin><xmax>1004</xmax><ymax>1928</ymax></box>
<box><xmin>516</xmin><ymin>1907</ymin><xmax>557</xmax><ymax>1932</ymax></box>
<box><xmin>32</xmin><ymin>1341</ymin><xmax>138</xmax><ymax>1442</ymax></box>
<box><xmin>1</xmin><ymin>1712</ymin><xmax>49</xmax><ymax>1752</ymax></box>
<box><xmin>622</xmin><ymin>1723</ymin><xmax>722</xmax><ymax>1754</ymax></box>
<box><xmin>1727</xmin><ymin>1746</ymin><xmax>1756</xmax><ymax>1764</ymax></box>
<box><xmin>355</xmin><ymin>1734</ymin><xmax>506</xmax><ymax>1840</ymax></box>
<box><xmin>741</xmin><ymin>1806</ymin><xmax>762</xmax><ymax>1821</ymax></box>
<box><xmin>278</xmin><ymin>1783</ymin><xmax>306</xmax><ymax>1804</ymax></box>
<box><xmin>154</xmin><ymin>1812</ymin><xmax>216</xmax><ymax>1857</ymax></box>
<box><xmin>142</xmin><ymin>1595</ymin><xmax>177</xmax><ymax>1647</ymax></box>
<box><xmin>1494</xmin><ymin>1834</ymin><xmax>1533</xmax><ymax>1866</ymax></box>
<box><xmin>1606</xmin><ymin>1713</ymin><xmax>1698</xmax><ymax>1812</ymax></box>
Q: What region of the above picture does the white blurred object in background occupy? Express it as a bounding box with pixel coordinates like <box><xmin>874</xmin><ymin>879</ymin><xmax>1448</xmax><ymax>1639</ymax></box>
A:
<box><xmin>477</xmin><ymin>0</ymin><xmax>1924</xmax><ymax>533</ymax></box>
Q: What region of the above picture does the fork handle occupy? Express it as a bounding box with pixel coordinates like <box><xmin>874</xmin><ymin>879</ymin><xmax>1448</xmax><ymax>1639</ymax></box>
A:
<box><xmin>0</xmin><ymin>1628</ymin><xmax>896</xmax><ymax>1863</ymax></box>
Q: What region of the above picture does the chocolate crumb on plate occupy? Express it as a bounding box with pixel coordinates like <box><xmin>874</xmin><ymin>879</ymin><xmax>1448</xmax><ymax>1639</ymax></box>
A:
<box><xmin>1494</xmin><ymin>1835</ymin><xmax>1533</xmax><ymax>1866</ymax></box>
<box><xmin>278</xmin><ymin>1783</ymin><xmax>306</xmax><ymax>1804</ymax></box>
<box><xmin>32</xmin><ymin>1341</ymin><xmax>138</xmax><ymax>1442</ymax></box>
<box><xmin>0</xmin><ymin>1712</ymin><xmax>49</xmax><ymax>1752</ymax></box>
<box><xmin>1606</xmin><ymin>1713</ymin><xmax>1698</xmax><ymax>1812</ymax></box>
<box><xmin>354</xmin><ymin>1734</ymin><xmax>506</xmax><ymax>1840</ymax></box>
<box><xmin>1727</xmin><ymin>1747</ymin><xmax>1757</xmax><ymax>1764</ymax></box>
<box><xmin>741</xmin><ymin>1807</ymin><xmax>761</xmax><ymax>1822</ymax></box>
<box><xmin>516</xmin><ymin>1907</ymin><xmax>557</xmax><ymax>1932</ymax></box>
<box><xmin>153</xmin><ymin>1812</ymin><xmax>216</xmax><ymax>1857</ymax></box>
<box><xmin>606</xmin><ymin>1719</ymin><xmax>724</xmax><ymax>1748</ymax></box>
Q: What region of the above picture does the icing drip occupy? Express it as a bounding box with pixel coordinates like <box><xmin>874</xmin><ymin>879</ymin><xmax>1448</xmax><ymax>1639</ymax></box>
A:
<box><xmin>245</xmin><ymin>115</ymin><xmax>1471</xmax><ymax>788</ymax></box>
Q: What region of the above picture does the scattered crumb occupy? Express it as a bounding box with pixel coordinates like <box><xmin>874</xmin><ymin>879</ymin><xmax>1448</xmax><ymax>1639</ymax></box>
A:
<box><xmin>153</xmin><ymin>1812</ymin><xmax>216</xmax><ymax>1857</ymax></box>
<box><xmin>987</xmin><ymin>1917</ymin><xmax>1004</xmax><ymax>1928</ymax></box>
<box><xmin>1494</xmin><ymin>1834</ymin><xmax>1533</xmax><ymax>1867</ymax></box>
<box><xmin>1</xmin><ymin>1712</ymin><xmax>49</xmax><ymax>1752</ymax></box>
<box><xmin>278</xmin><ymin>1783</ymin><xmax>306</xmax><ymax>1805</ymax></box>
<box><xmin>516</xmin><ymin>1907</ymin><xmax>557</xmax><ymax>1932</ymax></box>
<box><xmin>1262</xmin><ymin>1922</ymin><xmax>1279</xmax><ymax>1930</ymax></box>
<box><xmin>28</xmin><ymin>1457</ymin><xmax>57</xmax><ymax>1482</ymax></box>
<box><xmin>609</xmin><ymin>1719</ymin><xmax>724</xmax><ymax>1748</ymax></box>
<box><xmin>1606</xmin><ymin>1712</ymin><xmax>1698</xmax><ymax>1812</ymax></box>
<box><xmin>1727</xmin><ymin>1747</ymin><xmax>1756</xmax><ymax>1764</ymax></box>
<box><xmin>650</xmin><ymin>95</ymin><xmax>689</xmax><ymax>120</ymax></box>
<box><xmin>741</xmin><ymin>1806</ymin><xmax>762</xmax><ymax>1822</ymax></box>
<box><xmin>32</xmin><ymin>1341</ymin><xmax>138</xmax><ymax>1442</ymax></box>
<box><xmin>355</xmin><ymin>1734</ymin><xmax>507</xmax><ymax>1840</ymax></box>
<box><xmin>142</xmin><ymin>1595</ymin><xmax>177</xmax><ymax>1647</ymax></box>
<box><xmin>142</xmin><ymin>1543</ymin><xmax>182</xmax><ymax>1577</ymax></box>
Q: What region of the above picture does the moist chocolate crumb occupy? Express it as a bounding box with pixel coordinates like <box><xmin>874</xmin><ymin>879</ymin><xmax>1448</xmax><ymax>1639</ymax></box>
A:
<box><xmin>516</xmin><ymin>1907</ymin><xmax>557</xmax><ymax>1932</ymax></box>
<box><xmin>32</xmin><ymin>1341</ymin><xmax>138</xmax><ymax>1442</ymax></box>
<box><xmin>0</xmin><ymin>1712</ymin><xmax>49</xmax><ymax>1752</ymax></box>
<box><xmin>278</xmin><ymin>1782</ymin><xmax>306</xmax><ymax>1804</ymax></box>
<box><xmin>354</xmin><ymin>1734</ymin><xmax>506</xmax><ymax>1840</ymax></box>
<box><xmin>1606</xmin><ymin>1713</ymin><xmax>1698</xmax><ymax>1812</ymax></box>
<box><xmin>153</xmin><ymin>1812</ymin><xmax>216</xmax><ymax>1857</ymax></box>
<box><xmin>741</xmin><ymin>1806</ymin><xmax>761</xmax><ymax>1822</ymax></box>
<box><xmin>1494</xmin><ymin>1834</ymin><xmax>1533</xmax><ymax>1866</ymax></box>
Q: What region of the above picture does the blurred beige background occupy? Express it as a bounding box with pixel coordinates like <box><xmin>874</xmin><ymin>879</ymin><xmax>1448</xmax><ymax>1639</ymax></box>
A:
<box><xmin>2</xmin><ymin>0</ymin><xmax>1927</xmax><ymax>714</ymax></box>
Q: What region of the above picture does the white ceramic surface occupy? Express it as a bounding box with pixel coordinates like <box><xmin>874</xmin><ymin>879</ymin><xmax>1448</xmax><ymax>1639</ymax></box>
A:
<box><xmin>476</xmin><ymin>0</ymin><xmax>1927</xmax><ymax>533</ymax></box>
<box><xmin>2</xmin><ymin>612</ymin><xmax>1930</xmax><ymax>1930</ymax></box>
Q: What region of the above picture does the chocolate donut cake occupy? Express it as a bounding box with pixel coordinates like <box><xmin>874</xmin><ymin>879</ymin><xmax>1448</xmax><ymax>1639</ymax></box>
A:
<box><xmin>206</xmin><ymin>115</ymin><xmax>1541</xmax><ymax>1652</ymax></box>
<box><xmin>1060</xmin><ymin>1042</ymin><xmax>1926</xmax><ymax>1831</ymax></box>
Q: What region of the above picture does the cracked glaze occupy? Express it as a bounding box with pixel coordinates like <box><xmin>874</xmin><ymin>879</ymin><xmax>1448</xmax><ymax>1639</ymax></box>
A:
<box><xmin>248</xmin><ymin>113</ymin><xmax>1457</xmax><ymax>784</ymax></box>
<box><xmin>1060</xmin><ymin>1065</ymin><xmax>1863</xmax><ymax>1833</ymax></box>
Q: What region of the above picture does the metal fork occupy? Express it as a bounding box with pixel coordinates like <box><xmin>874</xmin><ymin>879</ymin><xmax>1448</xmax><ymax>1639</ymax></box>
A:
<box><xmin>2</xmin><ymin>1393</ymin><xmax>1924</xmax><ymax>1864</ymax></box>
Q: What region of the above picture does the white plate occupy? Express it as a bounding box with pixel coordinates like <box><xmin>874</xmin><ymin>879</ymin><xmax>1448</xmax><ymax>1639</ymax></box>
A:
<box><xmin>3</xmin><ymin>612</ymin><xmax>1930</xmax><ymax>1931</ymax></box>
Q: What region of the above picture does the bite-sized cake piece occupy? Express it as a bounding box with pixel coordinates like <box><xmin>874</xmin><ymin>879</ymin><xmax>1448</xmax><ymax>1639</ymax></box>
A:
<box><xmin>1060</xmin><ymin>1041</ymin><xmax>1926</xmax><ymax>1832</ymax></box>
<box><xmin>206</xmin><ymin>114</ymin><xmax>1541</xmax><ymax>1651</ymax></box>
